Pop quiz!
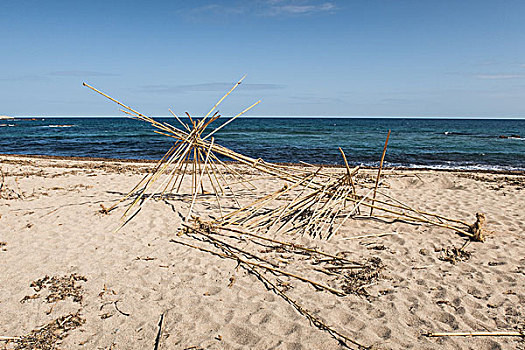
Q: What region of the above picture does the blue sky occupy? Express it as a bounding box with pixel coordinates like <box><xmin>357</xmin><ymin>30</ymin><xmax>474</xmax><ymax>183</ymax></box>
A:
<box><xmin>1</xmin><ymin>0</ymin><xmax>524</xmax><ymax>118</ymax></box>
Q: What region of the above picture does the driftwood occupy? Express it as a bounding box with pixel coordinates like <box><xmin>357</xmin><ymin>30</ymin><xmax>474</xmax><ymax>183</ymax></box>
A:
<box><xmin>469</xmin><ymin>212</ymin><xmax>486</xmax><ymax>242</ymax></box>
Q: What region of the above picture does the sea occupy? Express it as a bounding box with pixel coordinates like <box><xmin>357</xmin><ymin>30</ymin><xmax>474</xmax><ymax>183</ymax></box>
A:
<box><xmin>1</xmin><ymin>117</ymin><xmax>524</xmax><ymax>171</ymax></box>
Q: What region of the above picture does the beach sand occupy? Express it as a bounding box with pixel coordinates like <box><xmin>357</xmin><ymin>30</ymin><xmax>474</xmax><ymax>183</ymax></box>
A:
<box><xmin>0</xmin><ymin>154</ymin><xmax>524</xmax><ymax>349</ymax></box>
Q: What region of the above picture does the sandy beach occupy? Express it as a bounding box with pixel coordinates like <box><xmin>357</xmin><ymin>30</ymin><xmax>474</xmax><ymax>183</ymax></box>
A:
<box><xmin>0</xmin><ymin>154</ymin><xmax>524</xmax><ymax>349</ymax></box>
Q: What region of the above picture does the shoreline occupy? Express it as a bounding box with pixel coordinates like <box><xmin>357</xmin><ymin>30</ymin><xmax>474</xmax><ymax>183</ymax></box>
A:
<box><xmin>2</xmin><ymin>153</ymin><xmax>524</xmax><ymax>175</ymax></box>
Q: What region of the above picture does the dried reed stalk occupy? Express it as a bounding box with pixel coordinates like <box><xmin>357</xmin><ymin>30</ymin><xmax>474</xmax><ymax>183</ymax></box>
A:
<box><xmin>426</xmin><ymin>331</ymin><xmax>523</xmax><ymax>337</ymax></box>
<box><xmin>370</xmin><ymin>130</ymin><xmax>390</xmax><ymax>216</ymax></box>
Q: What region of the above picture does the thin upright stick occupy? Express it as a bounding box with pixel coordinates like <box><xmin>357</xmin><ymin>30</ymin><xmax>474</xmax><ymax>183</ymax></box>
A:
<box><xmin>198</xmin><ymin>75</ymin><xmax>246</xmax><ymax>130</ymax></box>
<box><xmin>338</xmin><ymin>148</ymin><xmax>358</xmax><ymax>194</ymax></box>
<box><xmin>370</xmin><ymin>130</ymin><xmax>390</xmax><ymax>216</ymax></box>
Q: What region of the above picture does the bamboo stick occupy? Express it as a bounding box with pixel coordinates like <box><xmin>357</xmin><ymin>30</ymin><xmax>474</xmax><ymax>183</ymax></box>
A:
<box><xmin>203</xmin><ymin>100</ymin><xmax>261</xmax><ymax>140</ymax></box>
<box><xmin>174</xmin><ymin>151</ymin><xmax>191</xmax><ymax>193</ymax></box>
<box><xmin>331</xmin><ymin>186</ymin><xmax>377</xmax><ymax>237</ymax></box>
<box><xmin>206</xmin><ymin>155</ymin><xmax>242</xmax><ymax>208</ymax></box>
<box><xmin>121</xmin><ymin>141</ymin><xmax>189</xmax><ymax>218</ymax></box>
<box><xmin>370</xmin><ymin>130</ymin><xmax>390</xmax><ymax>216</ymax></box>
<box><xmin>86</xmin><ymin>81</ymin><xmax>475</xmax><ymax>239</ymax></box>
<box><xmin>198</xmin><ymin>75</ymin><xmax>246</xmax><ymax>130</ymax></box>
<box><xmin>426</xmin><ymin>331</ymin><xmax>523</xmax><ymax>337</ymax></box>
<box><xmin>338</xmin><ymin>148</ymin><xmax>359</xmax><ymax>193</ymax></box>
<box><xmin>215</xmin><ymin>224</ymin><xmax>360</xmax><ymax>264</ymax></box>
<box><xmin>169</xmin><ymin>108</ymin><xmax>190</xmax><ymax>132</ymax></box>
<box><xmin>366</xmin><ymin>188</ymin><xmax>470</xmax><ymax>227</ymax></box>
<box><xmin>0</xmin><ymin>336</ymin><xmax>20</xmax><ymax>341</ymax></box>
<box><xmin>185</xmin><ymin>112</ymin><xmax>195</xmax><ymax>128</ymax></box>
<box><xmin>341</xmin><ymin>232</ymin><xmax>400</xmax><ymax>240</ymax></box>
<box><xmin>187</xmin><ymin>138</ymin><xmax>214</xmax><ymax>220</ymax></box>
<box><xmin>205</xmin><ymin>158</ymin><xmax>226</xmax><ymax>195</ymax></box>
<box><xmin>208</xmin><ymin>152</ymin><xmax>257</xmax><ymax>191</ymax></box>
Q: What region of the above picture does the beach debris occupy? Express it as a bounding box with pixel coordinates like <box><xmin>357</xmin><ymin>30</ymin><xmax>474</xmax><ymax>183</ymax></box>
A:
<box><xmin>114</xmin><ymin>300</ymin><xmax>130</xmax><ymax>316</ymax></box>
<box><xmin>0</xmin><ymin>168</ymin><xmax>23</xmax><ymax>200</ymax></box>
<box><xmin>0</xmin><ymin>241</ymin><xmax>6</xmax><ymax>251</ymax></box>
<box><xmin>438</xmin><ymin>245</ymin><xmax>471</xmax><ymax>264</ymax></box>
<box><xmin>20</xmin><ymin>274</ymin><xmax>87</xmax><ymax>304</ymax></box>
<box><xmin>4</xmin><ymin>312</ymin><xmax>84</xmax><ymax>350</ymax></box>
<box><xmin>341</xmin><ymin>257</ymin><xmax>384</xmax><ymax>296</ymax></box>
<box><xmin>83</xmin><ymin>77</ymin><xmax>494</xmax><ymax>346</ymax></box>
<box><xmin>154</xmin><ymin>313</ymin><xmax>165</xmax><ymax>350</ymax></box>
<box><xmin>424</xmin><ymin>330</ymin><xmax>524</xmax><ymax>337</ymax></box>
<box><xmin>218</xmin><ymin>164</ymin><xmax>361</xmax><ymax>239</ymax></box>
<box><xmin>469</xmin><ymin>212</ymin><xmax>486</xmax><ymax>242</ymax></box>
<box><xmin>84</xmin><ymin>78</ymin><xmax>485</xmax><ymax>243</ymax></box>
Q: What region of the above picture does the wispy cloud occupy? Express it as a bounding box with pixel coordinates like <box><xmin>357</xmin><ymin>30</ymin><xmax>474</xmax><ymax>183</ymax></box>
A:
<box><xmin>266</xmin><ymin>1</ymin><xmax>336</xmax><ymax>16</ymax></box>
<box><xmin>48</xmin><ymin>70</ymin><xmax>120</xmax><ymax>77</ymax></box>
<box><xmin>139</xmin><ymin>82</ymin><xmax>285</xmax><ymax>94</ymax></box>
<box><xmin>475</xmin><ymin>74</ymin><xmax>525</xmax><ymax>80</ymax></box>
<box><xmin>288</xmin><ymin>94</ymin><xmax>342</xmax><ymax>104</ymax></box>
<box><xmin>186</xmin><ymin>1</ymin><xmax>337</xmax><ymax>19</ymax></box>
<box><xmin>187</xmin><ymin>3</ymin><xmax>246</xmax><ymax>16</ymax></box>
<box><xmin>0</xmin><ymin>74</ymin><xmax>49</xmax><ymax>82</ymax></box>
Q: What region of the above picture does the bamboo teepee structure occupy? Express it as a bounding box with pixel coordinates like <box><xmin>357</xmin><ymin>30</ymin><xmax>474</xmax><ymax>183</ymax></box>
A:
<box><xmin>84</xmin><ymin>77</ymin><xmax>485</xmax><ymax>242</ymax></box>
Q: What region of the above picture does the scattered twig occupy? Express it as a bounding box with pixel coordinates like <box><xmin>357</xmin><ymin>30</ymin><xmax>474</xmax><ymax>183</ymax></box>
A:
<box><xmin>341</xmin><ymin>232</ymin><xmax>399</xmax><ymax>240</ymax></box>
<box><xmin>153</xmin><ymin>313</ymin><xmax>165</xmax><ymax>350</ymax></box>
<box><xmin>114</xmin><ymin>300</ymin><xmax>130</xmax><ymax>316</ymax></box>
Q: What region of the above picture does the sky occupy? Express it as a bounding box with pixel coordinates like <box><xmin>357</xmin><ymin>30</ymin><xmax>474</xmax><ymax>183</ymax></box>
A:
<box><xmin>1</xmin><ymin>0</ymin><xmax>525</xmax><ymax>118</ymax></box>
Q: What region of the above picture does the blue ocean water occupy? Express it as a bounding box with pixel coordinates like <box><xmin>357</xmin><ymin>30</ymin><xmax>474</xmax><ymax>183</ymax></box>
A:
<box><xmin>1</xmin><ymin>118</ymin><xmax>524</xmax><ymax>170</ymax></box>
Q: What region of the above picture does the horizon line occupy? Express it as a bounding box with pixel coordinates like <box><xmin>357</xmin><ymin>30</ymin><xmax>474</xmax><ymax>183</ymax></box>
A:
<box><xmin>9</xmin><ymin>115</ymin><xmax>525</xmax><ymax>120</ymax></box>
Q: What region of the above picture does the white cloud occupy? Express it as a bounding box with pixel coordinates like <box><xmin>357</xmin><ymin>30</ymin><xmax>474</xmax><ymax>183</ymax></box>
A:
<box><xmin>475</xmin><ymin>74</ymin><xmax>525</xmax><ymax>80</ymax></box>
<box><xmin>139</xmin><ymin>82</ymin><xmax>285</xmax><ymax>94</ymax></box>
<box><xmin>48</xmin><ymin>71</ymin><xmax>119</xmax><ymax>77</ymax></box>
<box><xmin>267</xmin><ymin>2</ymin><xmax>336</xmax><ymax>15</ymax></box>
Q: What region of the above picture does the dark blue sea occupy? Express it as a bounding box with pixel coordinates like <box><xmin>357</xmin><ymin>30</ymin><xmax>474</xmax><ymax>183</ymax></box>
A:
<box><xmin>1</xmin><ymin>118</ymin><xmax>524</xmax><ymax>171</ymax></box>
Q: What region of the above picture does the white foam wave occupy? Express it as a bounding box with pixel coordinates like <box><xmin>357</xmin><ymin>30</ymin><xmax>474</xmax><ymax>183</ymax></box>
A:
<box><xmin>45</xmin><ymin>125</ymin><xmax>75</xmax><ymax>128</ymax></box>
